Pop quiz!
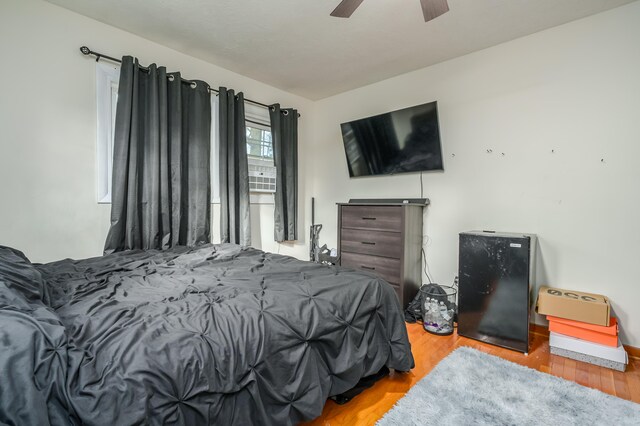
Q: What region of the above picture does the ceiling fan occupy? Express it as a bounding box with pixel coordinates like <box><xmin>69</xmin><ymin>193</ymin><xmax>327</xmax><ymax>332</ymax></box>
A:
<box><xmin>330</xmin><ymin>0</ymin><xmax>449</xmax><ymax>22</ymax></box>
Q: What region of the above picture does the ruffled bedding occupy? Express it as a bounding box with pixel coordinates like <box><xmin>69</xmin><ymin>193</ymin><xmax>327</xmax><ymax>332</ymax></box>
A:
<box><xmin>0</xmin><ymin>244</ymin><xmax>413</xmax><ymax>425</ymax></box>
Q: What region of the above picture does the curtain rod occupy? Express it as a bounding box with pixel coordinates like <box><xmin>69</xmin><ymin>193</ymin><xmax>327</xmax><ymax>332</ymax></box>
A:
<box><xmin>80</xmin><ymin>46</ymin><xmax>300</xmax><ymax>117</ymax></box>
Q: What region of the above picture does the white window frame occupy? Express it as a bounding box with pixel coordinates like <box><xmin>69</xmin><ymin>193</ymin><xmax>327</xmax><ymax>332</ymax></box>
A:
<box><xmin>96</xmin><ymin>62</ymin><xmax>120</xmax><ymax>203</ymax></box>
<box><xmin>246</xmin><ymin>122</ymin><xmax>277</xmax><ymax>194</ymax></box>
<box><xmin>245</xmin><ymin>103</ymin><xmax>276</xmax><ymax>204</ymax></box>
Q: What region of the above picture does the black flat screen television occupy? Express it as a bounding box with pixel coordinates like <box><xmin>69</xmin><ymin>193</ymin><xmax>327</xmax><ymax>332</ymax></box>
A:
<box><xmin>340</xmin><ymin>101</ymin><xmax>443</xmax><ymax>178</ymax></box>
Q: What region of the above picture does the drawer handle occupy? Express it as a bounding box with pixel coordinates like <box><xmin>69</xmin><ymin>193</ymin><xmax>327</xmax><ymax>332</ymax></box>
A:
<box><xmin>362</xmin><ymin>217</ymin><xmax>377</xmax><ymax>220</ymax></box>
<box><xmin>361</xmin><ymin>241</ymin><xmax>376</xmax><ymax>245</ymax></box>
<box><xmin>361</xmin><ymin>265</ymin><xmax>376</xmax><ymax>270</ymax></box>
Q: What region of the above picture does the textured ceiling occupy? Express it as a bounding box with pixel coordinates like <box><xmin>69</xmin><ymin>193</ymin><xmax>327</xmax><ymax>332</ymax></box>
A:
<box><xmin>47</xmin><ymin>0</ymin><xmax>635</xmax><ymax>100</ymax></box>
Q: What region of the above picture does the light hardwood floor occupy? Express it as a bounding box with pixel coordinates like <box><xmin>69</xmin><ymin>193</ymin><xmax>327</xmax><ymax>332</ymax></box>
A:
<box><xmin>304</xmin><ymin>323</ymin><xmax>640</xmax><ymax>425</ymax></box>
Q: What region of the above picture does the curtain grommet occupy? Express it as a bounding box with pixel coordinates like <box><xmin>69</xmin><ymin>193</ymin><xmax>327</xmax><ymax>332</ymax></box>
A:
<box><xmin>282</xmin><ymin>110</ymin><xmax>289</xmax><ymax>116</ymax></box>
<box><xmin>190</xmin><ymin>81</ymin><xmax>197</xmax><ymax>89</ymax></box>
<box><xmin>168</xmin><ymin>75</ymin><xmax>175</xmax><ymax>82</ymax></box>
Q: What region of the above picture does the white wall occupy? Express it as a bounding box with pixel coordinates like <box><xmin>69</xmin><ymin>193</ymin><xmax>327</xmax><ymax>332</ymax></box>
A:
<box><xmin>0</xmin><ymin>0</ymin><xmax>313</xmax><ymax>262</ymax></box>
<box><xmin>308</xmin><ymin>2</ymin><xmax>640</xmax><ymax>346</ymax></box>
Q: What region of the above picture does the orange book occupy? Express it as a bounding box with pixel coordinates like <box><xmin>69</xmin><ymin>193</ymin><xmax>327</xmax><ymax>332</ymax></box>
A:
<box><xmin>547</xmin><ymin>316</ymin><xmax>618</xmax><ymax>347</ymax></box>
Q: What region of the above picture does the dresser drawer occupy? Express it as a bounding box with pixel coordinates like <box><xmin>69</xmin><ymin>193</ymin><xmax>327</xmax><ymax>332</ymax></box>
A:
<box><xmin>341</xmin><ymin>205</ymin><xmax>402</xmax><ymax>232</ymax></box>
<box><xmin>340</xmin><ymin>252</ymin><xmax>401</xmax><ymax>285</ymax></box>
<box><xmin>340</xmin><ymin>228</ymin><xmax>402</xmax><ymax>259</ymax></box>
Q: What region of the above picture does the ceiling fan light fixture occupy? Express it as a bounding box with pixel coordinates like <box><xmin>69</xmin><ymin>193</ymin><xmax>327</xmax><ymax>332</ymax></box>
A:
<box><xmin>420</xmin><ymin>0</ymin><xmax>450</xmax><ymax>22</ymax></box>
<box><xmin>330</xmin><ymin>0</ymin><xmax>449</xmax><ymax>22</ymax></box>
<box><xmin>330</xmin><ymin>0</ymin><xmax>365</xmax><ymax>18</ymax></box>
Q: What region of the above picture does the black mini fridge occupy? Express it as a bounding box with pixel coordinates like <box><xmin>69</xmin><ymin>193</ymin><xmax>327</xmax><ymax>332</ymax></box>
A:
<box><xmin>458</xmin><ymin>231</ymin><xmax>537</xmax><ymax>354</ymax></box>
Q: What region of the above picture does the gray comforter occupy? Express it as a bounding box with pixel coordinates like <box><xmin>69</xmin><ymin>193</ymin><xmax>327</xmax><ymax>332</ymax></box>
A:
<box><xmin>0</xmin><ymin>244</ymin><xmax>413</xmax><ymax>425</ymax></box>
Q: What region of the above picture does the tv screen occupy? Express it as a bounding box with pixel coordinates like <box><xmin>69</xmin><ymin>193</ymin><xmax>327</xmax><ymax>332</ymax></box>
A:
<box><xmin>340</xmin><ymin>101</ymin><xmax>443</xmax><ymax>178</ymax></box>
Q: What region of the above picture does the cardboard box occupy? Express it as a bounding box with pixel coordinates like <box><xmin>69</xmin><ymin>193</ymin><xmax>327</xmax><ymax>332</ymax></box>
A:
<box><xmin>547</xmin><ymin>316</ymin><xmax>618</xmax><ymax>347</ymax></box>
<box><xmin>549</xmin><ymin>332</ymin><xmax>627</xmax><ymax>372</ymax></box>
<box><xmin>536</xmin><ymin>286</ymin><xmax>610</xmax><ymax>326</ymax></box>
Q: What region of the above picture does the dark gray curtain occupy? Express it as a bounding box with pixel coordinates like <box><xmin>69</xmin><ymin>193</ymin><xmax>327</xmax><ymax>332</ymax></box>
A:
<box><xmin>104</xmin><ymin>56</ymin><xmax>211</xmax><ymax>254</ymax></box>
<box><xmin>270</xmin><ymin>104</ymin><xmax>298</xmax><ymax>242</ymax></box>
<box><xmin>218</xmin><ymin>87</ymin><xmax>251</xmax><ymax>246</ymax></box>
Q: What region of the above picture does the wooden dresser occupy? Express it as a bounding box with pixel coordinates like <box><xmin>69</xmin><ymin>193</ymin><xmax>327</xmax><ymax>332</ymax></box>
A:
<box><xmin>337</xmin><ymin>202</ymin><xmax>424</xmax><ymax>308</ymax></box>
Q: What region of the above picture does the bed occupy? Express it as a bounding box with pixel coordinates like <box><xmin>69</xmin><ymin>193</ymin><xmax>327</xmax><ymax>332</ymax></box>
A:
<box><xmin>0</xmin><ymin>243</ymin><xmax>413</xmax><ymax>425</ymax></box>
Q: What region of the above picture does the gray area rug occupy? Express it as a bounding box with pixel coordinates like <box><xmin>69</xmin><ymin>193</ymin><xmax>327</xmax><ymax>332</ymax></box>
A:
<box><xmin>377</xmin><ymin>346</ymin><xmax>640</xmax><ymax>425</ymax></box>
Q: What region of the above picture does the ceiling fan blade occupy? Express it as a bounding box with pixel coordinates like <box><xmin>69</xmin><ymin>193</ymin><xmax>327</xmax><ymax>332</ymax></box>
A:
<box><xmin>420</xmin><ymin>0</ymin><xmax>449</xmax><ymax>22</ymax></box>
<box><xmin>330</xmin><ymin>0</ymin><xmax>365</xmax><ymax>18</ymax></box>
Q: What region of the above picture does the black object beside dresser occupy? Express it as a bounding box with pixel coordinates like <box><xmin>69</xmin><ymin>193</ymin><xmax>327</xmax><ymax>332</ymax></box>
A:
<box><xmin>458</xmin><ymin>231</ymin><xmax>537</xmax><ymax>354</ymax></box>
<box><xmin>338</xmin><ymin>200</ymin><xmax>426</xmax><ymax>308</ymax></box>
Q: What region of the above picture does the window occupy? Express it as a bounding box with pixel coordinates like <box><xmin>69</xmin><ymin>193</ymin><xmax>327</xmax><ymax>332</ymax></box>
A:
<box><xmin>211</xmin><ymin>100</ymin><xmax>276</xmax><ymax>203</ymax></box>
<box><xmin>245</xmin><ymin>103</ymin><xmax>276</xmax><ymax>194</ymax></box>
<box><xmin>97</xmin><ymin>64</ymin><xmax>275</xmax><ymax>205</ymax></box>
<box><xmin>246</xmin><ymin>124</ymin><xmax>277</xmax><ymax>193</ymax></box>
<box><xmin>96</xmin><ymin>63</ymin><xmax>120</xmax><ymax>203</ymax></box>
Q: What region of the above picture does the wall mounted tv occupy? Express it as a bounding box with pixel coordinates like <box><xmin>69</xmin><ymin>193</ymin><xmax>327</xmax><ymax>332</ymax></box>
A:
<box><xmin>340</xmin><ymin>101</ymin><xmax>443</xmax><ymax>178</ymax></box>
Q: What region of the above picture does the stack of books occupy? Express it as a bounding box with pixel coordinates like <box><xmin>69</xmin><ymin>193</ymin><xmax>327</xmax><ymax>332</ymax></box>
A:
<box><xmin>536</xmin><ymin>286</ymin><xmax>628</xmax><ymax>372</ymax></box>
<box><xmin>547</xmin><ymin>316</ymin><xmax>628</xmax><ymax>372</ymax></box>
